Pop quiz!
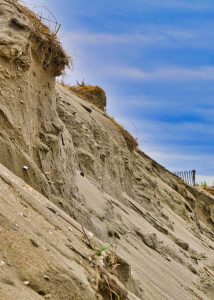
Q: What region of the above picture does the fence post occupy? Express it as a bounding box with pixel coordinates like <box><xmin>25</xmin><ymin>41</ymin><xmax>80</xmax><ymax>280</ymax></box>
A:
<box><xmin>192</xmin><ymin>170</ymin><xmax>196</xmax><ymax>186</ymax></box>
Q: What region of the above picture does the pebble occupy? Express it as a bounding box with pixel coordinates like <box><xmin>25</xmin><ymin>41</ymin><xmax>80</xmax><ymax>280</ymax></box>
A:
<box><xmin>0</xmin><ymin>261</ymin><xmax>4</xmax><ymax>267</ymax></box>
<box><xmin>12</xmin><ymin>224</ymin><xmax>20</xmax><ymax>231</ymax></box>
<box><xmin>87</xmin><ymin>231</ymin><xmax>93</xmax><ymax>240</ymax></box>
<box><xmin>44</xmin><ymin>275</ymin><xmax>50</xmax><ymax>281</ymax></box>
<box><xmin>30</xmin><ymin>239</ymin><xmax>39</xmax><ymax>248</ymax></box>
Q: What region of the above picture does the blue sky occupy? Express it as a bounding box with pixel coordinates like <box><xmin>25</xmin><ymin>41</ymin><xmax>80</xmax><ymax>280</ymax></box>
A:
<box><xmin>24</xmin><ymin>0</ymin><xmax>214</xmax><ymax>185</ymax></box>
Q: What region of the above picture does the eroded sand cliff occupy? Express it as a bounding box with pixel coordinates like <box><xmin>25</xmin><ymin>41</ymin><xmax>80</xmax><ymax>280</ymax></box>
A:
<box><xmin>0</xmin><ymin>1</ymin><xmax>214</xmax><ymax>299</ymax></box>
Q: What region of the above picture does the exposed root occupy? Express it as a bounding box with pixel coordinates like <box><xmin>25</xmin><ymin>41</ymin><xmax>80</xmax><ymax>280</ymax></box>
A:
<box><xmin>98</xmin><ymin>269</ymin><xmax>128</xmax><ymax>300</ymax></box>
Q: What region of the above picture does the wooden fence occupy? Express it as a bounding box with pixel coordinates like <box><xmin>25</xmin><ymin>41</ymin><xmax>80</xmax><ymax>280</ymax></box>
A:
<box><xmin>174</xmin><ymin>170</ymin><xmax>196</xmax><ymax>186</ymax></box>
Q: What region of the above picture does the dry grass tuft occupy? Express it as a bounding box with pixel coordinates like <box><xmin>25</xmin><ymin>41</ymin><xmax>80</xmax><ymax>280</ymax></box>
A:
<box><xmin>108</xmin><ymin>117</ymin><xmax>138</xmax><ymax>152</ymax></box>
<box><xmin>7</xmin><ymin>0</ymin><xmax>70</xmax><ymax>75</ymax></box>
<box><xmin>63</xmin><ymin>81</ymin><xmax>107</xmax><ymax>111</ymax></box>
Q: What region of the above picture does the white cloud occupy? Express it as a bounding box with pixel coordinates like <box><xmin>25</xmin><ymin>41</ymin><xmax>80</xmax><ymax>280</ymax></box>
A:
<box><xmin>62</xmin><ymin>31</ymin><xmax>161</xmax><ymax>47</ymax></box>
<box><xmin>105</xmin><ymin>65</ymin><xmax>214</xmax><ymax>81</ymax></box>
<box><xmin>62</xmin><ymin>26</ymin><xmax>214</xmax><ymax>50</ymax></box>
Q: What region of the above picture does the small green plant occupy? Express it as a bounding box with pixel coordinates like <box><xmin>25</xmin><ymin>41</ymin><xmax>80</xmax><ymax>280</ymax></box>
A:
<box><xmin>95</xmin><ymin>245</ymin><xmax>109</xmax><ymax>256</ymax></box>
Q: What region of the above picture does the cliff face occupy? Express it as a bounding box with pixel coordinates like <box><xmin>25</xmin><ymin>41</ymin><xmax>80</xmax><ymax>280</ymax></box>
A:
<box><xmin>0</xmin><ymin>1</ymin><xmax>214</xmax><ymax>300</ymax></box>
<box><xmin>0</xmin><ymin>0</ymin><xmax>75</xmax><ymax>200</ymax></box>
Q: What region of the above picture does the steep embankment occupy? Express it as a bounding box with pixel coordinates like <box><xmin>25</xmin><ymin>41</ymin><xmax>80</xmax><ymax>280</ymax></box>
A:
<box><xmin>0</xmin><ymin>1</ymin><xmax>214</xmax><ymax>299</ymax></box>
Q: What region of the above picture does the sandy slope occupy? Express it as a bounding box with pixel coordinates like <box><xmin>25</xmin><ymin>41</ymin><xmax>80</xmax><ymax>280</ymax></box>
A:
<box><xmin>0</xmin><ymin>159</ymin><xmax>214</xmax><ymax>300</ymax></box>
<box><xmin>0</xmin><ymin>1</ymin><xmax>214</xmax><ymax>299</ymax></box>
<box><xmin>56</xmin><ymin>85</ymin><xmax>214</xmax><ymax>299</ymax></box>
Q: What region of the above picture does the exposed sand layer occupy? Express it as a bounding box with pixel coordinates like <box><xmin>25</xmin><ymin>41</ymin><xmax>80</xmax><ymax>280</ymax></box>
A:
<box><xmin>0</xmin><ymin>1</ymin><xmax>214</xmax><ymax>299</ymax></box>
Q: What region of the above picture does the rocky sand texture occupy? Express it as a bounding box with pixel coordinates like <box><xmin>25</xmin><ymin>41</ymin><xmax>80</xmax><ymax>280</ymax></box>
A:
<box><xmin>0</xmin><ymin>1</ymin><xmax>214</xmax><ymax>299</ymax></box>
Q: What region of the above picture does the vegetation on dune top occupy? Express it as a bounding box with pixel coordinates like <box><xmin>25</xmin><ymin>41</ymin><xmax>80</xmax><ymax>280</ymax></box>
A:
<box><xmin>62</xmin><ymin>80</ymin><xmax>107</xmax><ymax>111</ymax></box>
<box><xmin>8</xmin><ymin>0</ymin><xmax>70</xmax><ymax>74</ymax></box>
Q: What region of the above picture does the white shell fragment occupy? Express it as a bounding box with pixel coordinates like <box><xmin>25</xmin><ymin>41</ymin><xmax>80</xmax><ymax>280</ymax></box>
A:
<box><xmin>87</xmin><ymin>231</ymin><xmax>94</xmax><ymax>240</ymax></box>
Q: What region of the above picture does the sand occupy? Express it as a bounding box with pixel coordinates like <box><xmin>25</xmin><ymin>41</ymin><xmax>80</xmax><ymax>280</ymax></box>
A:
<box><xmin>0</xmin><ymin>1</ymin><xmax>213</xmax><ymax>299</ymax></box>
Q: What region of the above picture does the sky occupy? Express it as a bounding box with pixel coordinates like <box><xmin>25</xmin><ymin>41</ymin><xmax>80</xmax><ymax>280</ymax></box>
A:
<box><xmin>23</xmin><ymin>0</ymin><xmax>214</xmax><ymax>185</ymax></box>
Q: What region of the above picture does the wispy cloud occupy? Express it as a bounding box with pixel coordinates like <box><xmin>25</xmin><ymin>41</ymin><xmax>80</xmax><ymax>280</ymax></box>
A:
<box><xmin>62</xmin><ymin>26</ymin><xmax>214</xmax><ymax>50</ymax></box>
<box><xmin>105</xmin><ymin>65</ymin><xmax>214</xmax><ymax>81</ymax></box>
<box><xmin>62</xmin><ymin>31</ymin><xmax>162</xmax><ymax>47</ymax></box>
